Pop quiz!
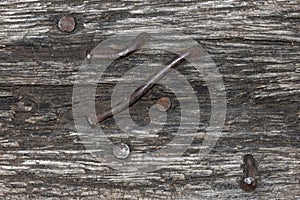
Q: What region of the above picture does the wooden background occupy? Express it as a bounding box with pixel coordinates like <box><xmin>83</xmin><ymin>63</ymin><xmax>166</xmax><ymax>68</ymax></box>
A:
<box><xmin>0</xmin><ymin>0</ymin><xmax>299</xmax><ymax>199</ymax></box>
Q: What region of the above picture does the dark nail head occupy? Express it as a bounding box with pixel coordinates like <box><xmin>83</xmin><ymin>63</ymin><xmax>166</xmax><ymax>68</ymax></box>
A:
<box><xmin>58</xmin><ymin>16</ymin><xmax>76</xmax><ymax>32</ymax></box>
<box><xmin>156</xmin><ymin>97</ymin><xmax>171</xmax><ymax>112</ymax></box>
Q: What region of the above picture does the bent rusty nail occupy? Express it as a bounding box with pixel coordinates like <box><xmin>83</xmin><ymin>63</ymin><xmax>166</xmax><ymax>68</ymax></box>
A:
<box><xmin>87</xmin><ymin>32</ymin><xmax>150</xmax><ymax>60</ymax></box>
<box><xmin>86</xmin><ymin>46</ymin><xmax>203</xmax><ymax>126</ymax></box>
<box><xmin>239</xmin><ymin>154</ymin><xmax>259</xmax><ymax>192</ymax></box>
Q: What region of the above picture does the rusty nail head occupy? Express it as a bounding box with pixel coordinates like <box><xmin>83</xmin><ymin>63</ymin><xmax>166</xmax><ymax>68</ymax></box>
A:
<box><xmin>156</xmin><ymin>97</ymin><xmax>171</xmax><ymax>112</ymax></box>
<box><xmin>58</xmin><ymin>16</ymin><xmax>76</xmax><ymax>32</ymax></box>
<box><xmin>113</xmin><ymin>143</ymin><xmax>130</xmax><ymax>159</ymax></box>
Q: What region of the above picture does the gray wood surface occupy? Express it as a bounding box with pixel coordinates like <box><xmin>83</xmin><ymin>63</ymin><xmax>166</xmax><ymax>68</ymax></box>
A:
<box><xmin>0</xmin><ymin>0</ymin><xmax>299</xmax><ymax>199</ymax></box>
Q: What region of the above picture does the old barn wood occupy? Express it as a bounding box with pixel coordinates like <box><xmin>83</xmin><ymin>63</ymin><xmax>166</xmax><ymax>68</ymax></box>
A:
<box><xmin>0</xmin><ymin>0</ymin><xmax>299</xmax><ymax>199</ymax></box>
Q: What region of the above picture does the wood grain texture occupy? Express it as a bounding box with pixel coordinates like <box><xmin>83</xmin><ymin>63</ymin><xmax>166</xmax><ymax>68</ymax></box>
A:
<box><xmin>0</xmin><ymin>0</ymin><xmax>299</xmax><ymax>199</ymax></box>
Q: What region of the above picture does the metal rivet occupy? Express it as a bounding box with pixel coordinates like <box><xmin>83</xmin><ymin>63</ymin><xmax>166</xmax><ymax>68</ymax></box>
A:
<box><xmin>113</xmin><ymin>143</ymin><xmax>130</xmax><ymax>159</ymax></box>
<box><xmin>58</xmin><ymin>16</ymin><xmax>76</xmax><ymax>32</ymax></box>
<box><xmin>156</xmin><ymin>97</ymin><xmax>171</xmax><ymax>112</ymax></box>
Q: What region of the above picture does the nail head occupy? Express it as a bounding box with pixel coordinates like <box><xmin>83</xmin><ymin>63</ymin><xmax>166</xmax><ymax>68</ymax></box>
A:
<box><xmin>113</xmin><ymin>143</ymin><xmax>130</xmax><ymax>159</ymax></box>
<box><xmin>156</xmin><ymin>97</ymin><xmax>171</xmax><ymax>112</ymax></box>
<box><xmin>58</xmin><ymin>16</ymin><xmax>76</xmax><ymax>32</ymax></box>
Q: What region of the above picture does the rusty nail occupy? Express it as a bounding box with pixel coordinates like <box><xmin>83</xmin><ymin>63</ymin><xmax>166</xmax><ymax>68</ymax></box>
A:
<box><xmin>113</xmin><ymin>143</ymin><xmax>130</xmax><ymax>159</ymax></box>
<box><xmin>239</xmin><ymin>154</ymin><xmax>259</xmax><ymax>192</ymax></box>
<box><xmin>58</xmin><ymin>16</ymin><xmax>76</xmax><ymax>32</ymax></box>
<box><xmin>156</xmin><ymin>97</ymin><xmax>171</xmax><ymax>112</ymax></box>
<box><xmin>87</xmin><ymin>45</ymin><xmax>202</xmax><ymax>126</ymax></box>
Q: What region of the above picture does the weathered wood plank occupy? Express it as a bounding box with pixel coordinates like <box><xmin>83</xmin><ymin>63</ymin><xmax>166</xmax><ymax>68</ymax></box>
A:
<box><xmin>0</xmin><ymin>0</ymin><xmax>299</xmax><ymax>199</ymax></box>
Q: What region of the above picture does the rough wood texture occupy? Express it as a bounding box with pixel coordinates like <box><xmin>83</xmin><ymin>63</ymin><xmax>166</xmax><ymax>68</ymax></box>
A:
<box><xmin>0</xmin><ymin>0</ymin><xmax>299</xmax><ymax>199</ymax></box>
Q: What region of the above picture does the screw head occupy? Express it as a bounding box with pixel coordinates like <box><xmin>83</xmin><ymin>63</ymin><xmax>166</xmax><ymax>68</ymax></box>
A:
<box><xmin>58</xmin><ymin>16</ymin><xmax>76</xmax><ymax>32</ymax></box>
<box><xmin>156</xmin><ymin>97</ymin><xmax>171</xmax><ymax>112</ymax></box>
<box><xmin>113</xmin><ymin>143</ymin><xmax>130</xmax><ymax>159</ymax></box>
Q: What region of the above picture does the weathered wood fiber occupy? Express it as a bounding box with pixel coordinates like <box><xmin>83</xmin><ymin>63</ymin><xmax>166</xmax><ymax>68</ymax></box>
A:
<box><xmin>0</xmin><ymin>0</ymin><xmax>299</xmax><ymax>199</ymax></box>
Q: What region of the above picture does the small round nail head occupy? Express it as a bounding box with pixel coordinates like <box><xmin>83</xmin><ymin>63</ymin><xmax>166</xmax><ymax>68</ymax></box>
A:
<box><xmin>113</xmin><ymin>143</ymin><xmax>130</xmax><ymax>159</ymax></box>
<box><xmin>156</xmin><ymin>97</ymin><xmax>171</xmax><ymax>112</ymax></box>
<box><xmin>58</xmin><ymin>16</ymin><xmax>76</xmax><ymax>32</ymax></box>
